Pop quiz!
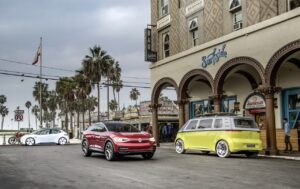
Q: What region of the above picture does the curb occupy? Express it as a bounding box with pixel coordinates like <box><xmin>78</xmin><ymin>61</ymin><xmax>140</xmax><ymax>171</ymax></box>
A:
<box><xmin>258</xmin><ymin>154</ymin><xmax>300</xmax><ymax>161</ymax></box>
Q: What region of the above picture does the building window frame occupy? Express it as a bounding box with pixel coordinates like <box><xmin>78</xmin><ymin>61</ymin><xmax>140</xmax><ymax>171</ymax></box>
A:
<box><xmin>190</xmin><ymin>99</ymin><xmax>213</xmax><ymax>119</ymax></box>
<box><xmin>229</xmin><ymin>0</ymin><xmax>242</xmax><ymax>12</ymax></box>
<box><xmin>163</xmin><ymin>33</ymin><xmax>170</xmax><ymax>58</ymax></box>
<box><xmin>189</xmin><ymin>18</ymin><xmax>200</xmax><ymax>46</ymax></box>
<box><xmin>288</xmin><ymin>0</ymin><xmax>300</xmax><ymax>10</ymax></box>
<box><xmin>161</xmin><ymin>0</ymin><xmax>169</xmax><ymax>17</ymax></box>
<box><xmin>222</xmin><ymin>96</ymin><xmax>237</xmax><ymax>113</ymax></box>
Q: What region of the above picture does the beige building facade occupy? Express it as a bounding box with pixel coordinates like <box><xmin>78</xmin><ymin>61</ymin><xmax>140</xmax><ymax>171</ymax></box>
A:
<box><xmin>148</xmin><ymin>0</ymin><xmax>300</xmax><ymax>154</ymax></box>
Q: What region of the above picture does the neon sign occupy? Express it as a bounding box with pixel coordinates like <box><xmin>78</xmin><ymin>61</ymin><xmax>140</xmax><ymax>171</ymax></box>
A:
<box><xmin>201</xmin><ymin>44</ymin><xmax>227</xmax><ymax>69</ymax></box>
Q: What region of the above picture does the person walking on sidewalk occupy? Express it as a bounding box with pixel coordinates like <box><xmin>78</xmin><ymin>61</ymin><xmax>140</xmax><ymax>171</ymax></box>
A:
<box><xmin>283</xmin><ymin>118</ymin><xmax>292</xmax><ymax>153</ymax></box>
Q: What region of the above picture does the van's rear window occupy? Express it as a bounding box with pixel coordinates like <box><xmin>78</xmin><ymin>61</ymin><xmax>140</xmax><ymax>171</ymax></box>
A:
<box><xmin>234</xmin><ymin>119</ymin><xmax>258</xmax><ymax>129</ymax></box>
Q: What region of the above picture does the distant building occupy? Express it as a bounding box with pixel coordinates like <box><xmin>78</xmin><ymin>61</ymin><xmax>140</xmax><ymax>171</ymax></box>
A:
<box><xmin>147</xmin><ymin>0</ymin><xmax>300</xmax><ymax>153</ymax></box>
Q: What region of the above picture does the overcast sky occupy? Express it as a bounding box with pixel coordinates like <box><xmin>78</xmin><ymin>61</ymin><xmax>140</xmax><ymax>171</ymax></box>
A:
<box><xmin>0</xmin><ymin>0</ymin><xmax>170</xmax><ymax>130</ymax></box>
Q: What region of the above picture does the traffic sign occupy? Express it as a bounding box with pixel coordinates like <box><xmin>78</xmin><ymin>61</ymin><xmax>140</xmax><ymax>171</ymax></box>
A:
<box><xmin>14</xmin><ymin>110</ymin><xmax>25</xmax><ymax>114</ymax></box>
<box><xmin>15</xmin><ymin>114</ymin><xmax>23</xmax><ymax>121</ymax></box>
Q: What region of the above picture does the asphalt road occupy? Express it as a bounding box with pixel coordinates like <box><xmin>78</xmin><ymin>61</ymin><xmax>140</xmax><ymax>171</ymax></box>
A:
<box><xmin>0</xmin><ymin>145</ymin><xmax>299</xmax><ymax>189</ymax></box>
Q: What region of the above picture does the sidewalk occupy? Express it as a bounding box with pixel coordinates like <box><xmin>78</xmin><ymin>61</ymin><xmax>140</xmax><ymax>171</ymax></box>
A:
<box><xmin>69</xmin><ymin>138</ymin><xmax>81</xmax><ymax>144</ymax></box>
<box><xmin>158</xmin><ymin>142</ymin><xmax>300</xmax><ymax>161</ymax></box>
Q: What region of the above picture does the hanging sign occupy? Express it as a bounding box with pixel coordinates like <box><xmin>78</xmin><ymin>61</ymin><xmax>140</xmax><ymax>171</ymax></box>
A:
<box><xmin>144</xmin><ymin>28</ymin><xmax>157</xmax><ymax>62</ymax></box>
<box><xmin>245</xmin><ymin>95</ymin><xmax>266</xmax><ymax>110</ymax></box>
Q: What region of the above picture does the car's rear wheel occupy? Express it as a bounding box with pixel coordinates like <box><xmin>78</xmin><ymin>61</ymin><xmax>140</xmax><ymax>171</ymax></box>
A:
<box><xmin>25</xmin><ymin>137</ymin><xmax>35</xmax><ymax>146</ymax></box>
<box><xmin>245</xmin><ymin>152</ymin><xmax>259</xmax><ymax>158</ymax></box>
<box><xmin>8</xmin><ymin>137</ymin><xmax>17</xmax><ymax>145</ymax></box>
<box><xmin>105</xmin><ymin>142</ymin><xmax>115</xmax><ymax>161</ymax></box>
<box><xmin>82</xmin><ymin>140</ymin><xmax>92</xmax><ymax>157</ymax></box>
<box><xmin>58</xmin><ymin>137</ymin><xmax>67</xmax><ymax>145</ymax></box>
<box><xmin>142</xmin><ymin>152</ymin><xmax>154</xmax><ymax>160</ymax></box>
<box><xmin>216</xmin><ymin>140</ymin><xmax>231</xmax><ymax>158</ymax></box>
<box><xmin>175</xmin><ymin>139</ymin><xmax>185</xmax><ymax>154</ymax></box>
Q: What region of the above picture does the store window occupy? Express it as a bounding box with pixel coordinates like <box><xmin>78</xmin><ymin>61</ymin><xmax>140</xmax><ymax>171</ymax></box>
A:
<box><xmin>282</xmin><ymin>88</ymin><xmax>300</xmax><ymax>128</ymax></box>
<box><xmin>190</xmin><ymin>100</ymin><xmax>213</xmax><ymax>118</ymax></box>
<box><xmin>161</xmin><ymin>0</ymin><xmax>169</xmax><ymax>17</ymax></box>
<box><xmin>222</xmin><ymin>96</ymin><xmax>237</xmax><ymax>113</ymax></box>
<box><xmin>289</xmin><ymin>0</ymin><xmax>300</xmax><ymax>10</ymax></box>
<box><xmin>163</xmin><ymin>33</ymin><xmax>170</xmax><ymax>58</ymax></box>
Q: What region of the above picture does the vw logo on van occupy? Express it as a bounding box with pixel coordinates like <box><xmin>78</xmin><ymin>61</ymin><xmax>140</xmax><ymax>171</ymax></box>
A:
<box><xmin>138</xmin><ymin>138</ymin><xmax>142</xmax><ymax>143</ymax></box>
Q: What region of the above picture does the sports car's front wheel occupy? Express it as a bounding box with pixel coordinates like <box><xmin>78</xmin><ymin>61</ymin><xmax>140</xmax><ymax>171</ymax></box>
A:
<box><xmin>82</xmin><ymin>140</ymin><xmax>92</xmax><ymax>157</ymax></box>
<box><xmin>105</xmin><ymin>142</ymin><xmax>115</xmax><ymax>161</ymax></box>
<box><xmin>25</xmin><ymin>137</ymin><xmax>35</xmax><ymax>146</ymax></box>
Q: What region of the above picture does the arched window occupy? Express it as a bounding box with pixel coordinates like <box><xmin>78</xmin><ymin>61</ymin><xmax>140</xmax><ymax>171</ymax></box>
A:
<box><xmin>163</xmin><ymin>34</ymin><xmax>170</xmax><ymax>58</ymax></box>
<box><xmin>229</xmin><ymin>0</ymin><xmax>241</xmax><ymax>12</ymax></box>
<box><xmin>189</xmin><ymin>19</ymin><xmax>199</xmax><ymax>46</ymax></box>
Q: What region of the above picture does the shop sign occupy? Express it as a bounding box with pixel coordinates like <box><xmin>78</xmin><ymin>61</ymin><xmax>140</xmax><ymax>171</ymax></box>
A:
<box><xmin>201</xmin><ymin>44</ymin><xmax>227</xmax><ymax>69</ymax></box>
<box><xmin>144</xmin><ymin>28</ymin><xmax>157</xmax><ymax>62</ymax></box>
<box><xmin>186</xmin><ymin>0</ymin><xmax>205</xmax><ymax>16</ymax></box>
<box><xmin>245</xmin><ymin>95</ymin><xmax>266</xmax><ymax>110</ymax></box>
<box><xmin>157</xmin><ymin>14</ymin><xmax>171</xmax><ymax>30</ymax></box>
<box><xmin>139</xmin><ymin>101</ymin><xmax>178</xmax><ymax>116</ymax></box>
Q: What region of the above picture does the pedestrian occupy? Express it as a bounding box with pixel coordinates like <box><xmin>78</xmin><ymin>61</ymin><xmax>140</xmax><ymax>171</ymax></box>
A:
<box><xmin>283</xmin><ymin>118</ymin><xmax>292</xmax><ymax>153</ymax></box>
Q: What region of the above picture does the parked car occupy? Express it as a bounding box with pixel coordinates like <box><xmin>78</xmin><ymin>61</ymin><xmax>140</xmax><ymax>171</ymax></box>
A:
<box><xmin>81</xmin><ymin>121</ymin><xmax>156</xmax><ymax>161</ymax></box>
<box><xmin>20</xmin><ymin>128</ymin><xmax>69</xmax><ymax>146</ymax></box>
<box><xmin>175</xmin><ymin>114</ymin><xmax>263</xmax><ymax>158</ymax></box>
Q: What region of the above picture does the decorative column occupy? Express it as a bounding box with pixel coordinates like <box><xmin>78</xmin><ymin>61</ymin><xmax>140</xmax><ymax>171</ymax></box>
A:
<box><xmin>178</xmin><ymin>99</ymin><xmax>188</xmax><ymax>128</ymax></box>
<box><xmin>210</xmin><ymin>94</ymin><xmax>223</xmax><ymax>113</ymax></box>
<box><xmin>151</xmin><ymin>103</ymin><xmax>159</xmax><ymax>147</ymax></box>
<box><xmin>258</xmin><ymin>86</ymin><xmax>281</xmax><ymax>155</ymax></box>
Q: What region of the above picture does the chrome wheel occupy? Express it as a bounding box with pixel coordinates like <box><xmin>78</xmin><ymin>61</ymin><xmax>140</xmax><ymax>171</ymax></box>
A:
<box><xmin>105</xmin><ymin>142</ymin><xmax>115</xmax><ymax>161</ymax></box>
<box><xmin>8</xmin><ymin>137</ymin><xmax>17</xmax><ymax>145</ymax></box>
<box><xmin>25</xmin><ymin>137</ymin><xmax>35</xmax><ymax>146</ymax></box>
<box><xmin>82</xmin><ymin>140</ymin><xmax>92</xmax><ymax>157</ymax></box>
<box><xmin>175</xmin><ymin>139</ymin><xmax>185</xmax><ymax>154</ymax></box>
<box><xmin>58</xmin><ymin>137</ymin><xmax>67</xmax><ymax>145</ymax></box>
<box><xmin>216</xmin><ymin>140</ymin><xmax>230</xmax><ymax>158</ymax></box>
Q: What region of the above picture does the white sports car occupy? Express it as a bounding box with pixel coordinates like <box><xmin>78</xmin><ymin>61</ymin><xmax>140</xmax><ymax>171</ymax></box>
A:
<box><xmin>20</xmin><ymin>128</ymin><xmax>69</xmax><ymax>146</ymax></box>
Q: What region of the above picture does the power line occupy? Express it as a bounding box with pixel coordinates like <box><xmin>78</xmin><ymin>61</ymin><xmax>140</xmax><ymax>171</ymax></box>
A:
<box><xmin>0</xmin><ymin>69</ymin><xmax>151</xmax><ymax>85</ymax></box>
<box><xmin>0</xmin><ymin>57</ymin><xmax>150</xmax><ymax>80</ymax></box>
<box><xmin>0</xmin><ymin>71</ymin><xmax>151</xmax><ymax>89</ymax></box>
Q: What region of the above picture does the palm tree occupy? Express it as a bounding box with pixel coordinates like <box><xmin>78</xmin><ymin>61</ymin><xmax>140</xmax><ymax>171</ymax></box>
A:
<box><xmin>109</xmin><ymin>100</ymin><xmax>118</xmax><ymax>112</ymax></box>
<box><xmin>114</xmin><ymin>79</ymin><xmax>123</xmax><ymax>111</ymax></box>
<box><xmin>56</xmin><ymin>77</ymin><xmax>76</xmax><ymax>133</ymax></box>
<box><xmin>130</xmin><ymin>88</ymin><xmax>140</xmax><ymax>108</ymax></box>
<box><xmin>130</xmin><ymin>88</ymin><xmax>141</xmax><ymax>116</ymax></box>
<box><xmin>47</xmin><ymin>91</ymin><xmax>58</xmax><ymax>128</ymax></box>
<box><xmin>32</xmin><ymin>82</ymin><xmax>49</xmax><ymax>127</ymax></box>
<box><xmin>82</xmin><ymin>45</ymin><xmax>111</xmax><ymax>122</ymax></box>
<box><xmin>0</xmin><ymin>95</ymin><xmax>7</xmax><ymax>104</ymax></box>
<box><xmin>0</xmin><ymin>106</ymin><xmax>9</xmax><ymax>130</ymax></box>
<box><xmin>86</xmin><ymin>96</ymin><xmax>97</xmax><ymax>126</ymax></box>
<box><xmin>25</xmin><ymin>101</ymin><xmax>32</xmax><ymax>131</ymax></box>
<box><xmin>31</xmin><ymin>105</ymin><xmax>39</xmax><ymax>130</ymax></box>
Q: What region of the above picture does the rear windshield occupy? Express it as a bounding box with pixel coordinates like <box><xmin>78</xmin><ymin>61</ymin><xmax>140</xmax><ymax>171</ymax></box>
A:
<box><xmin>234</xmin><ymin>119</ymin><xmax>258</xmax><ymax>129</ymax></box>
<box><xmin>105</xmin><ymin>123</ymin><xmax>140</xmax><ymax>133</ymax></box>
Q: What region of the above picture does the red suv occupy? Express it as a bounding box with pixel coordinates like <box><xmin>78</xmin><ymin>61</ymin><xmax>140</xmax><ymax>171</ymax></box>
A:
<box><xmin>81</xmin><ymin>121</ymin><xmax>156</xmax><ymax>161</ymax></box>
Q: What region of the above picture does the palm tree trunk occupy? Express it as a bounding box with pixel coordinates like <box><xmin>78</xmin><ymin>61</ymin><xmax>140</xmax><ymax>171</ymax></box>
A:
<box><xmin>52</xmin><ymin>112</ymin><xmax>55</xmax><ymax>128</ymax></box>
<box><xmin>97</xmin><ymin>82</ymin><xmax>100</xmax><ymax>122</ymax></box>
<box><xmin>70</xmin><ymin>112</ymin><xmax>73</xmax><ymax>138</ymax></box>
<box><xmin>35</xmin><ymin>116</ymin><xmax>37</xmax><ymax>130</ymax></box>
<box><xmin>77</xmin><ymin>111</ymin><xmax>80</xmax><ymax>139</ymax></box>
<box><xmin>88</xmin><ymin>109</ymin><xmax>91</xmax><ymax>126</ymax></box>
<box><xmin>27</xmin><ymin>108</ymin><xmax>31</xmax><ymax>131</ymax></box>
<box><xmin>1</xmin><ymin>117</ymin><xmax>4</xmax><ymax>130</ymax></box>
<box><xmin>65</xmin><ymin>113</ymin><xmax>69</xmax><ymax>133</ymax></box>
<box><xmin>82</xmin><ymin>111</ymin><xmax>85</xmax><ymax>130</ymax></box>
<box><xmin>113</xmin><ymin>89</ymin><xmax>116</xmax><ymax>103</ymax></box>
<box><xmin>118</xmin><ymin>92</ymin><xmax>120</xmax><ymax>111</ymax></box>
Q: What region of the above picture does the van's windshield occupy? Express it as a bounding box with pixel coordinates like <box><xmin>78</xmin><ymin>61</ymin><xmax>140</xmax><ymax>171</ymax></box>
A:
<box><xmin>234</xmin><ymin>119</ymin><xmax>258</xmax><ymax>129</ymax></box>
